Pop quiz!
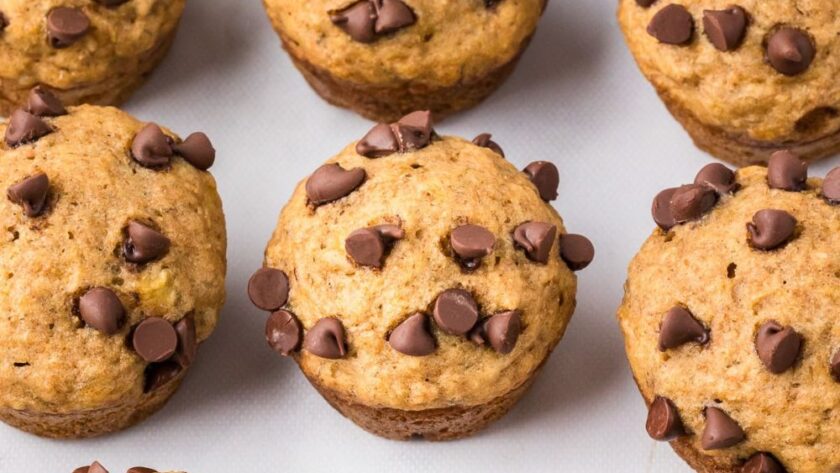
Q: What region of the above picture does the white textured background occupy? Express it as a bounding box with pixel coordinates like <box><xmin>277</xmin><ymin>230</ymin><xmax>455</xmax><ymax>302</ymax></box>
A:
<box><xmin>2</xmin><ymin>0</ymin><xmax>837</xmax><ymax>471</ymax></box>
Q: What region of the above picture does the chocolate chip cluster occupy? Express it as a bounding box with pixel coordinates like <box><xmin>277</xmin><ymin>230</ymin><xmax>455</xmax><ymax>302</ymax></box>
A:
<box><xmin>3</xmin><ymin>87</ymin><xmax>217</xmax><ymax>394</ymax></box>
<box><xmin>249</xmin><ymin>111</ymin><xmax>594</xmax><ymax>361</ymax></box>
<box><xmin>641</xmin><ymin>2</ymin><xmax>817</xmax><ymax>76</ymax></box>
<box><xmin>646</xmin><ymin>153</ymin><xmax>840</xmax><ymax>472</ymax></box>
<box><xmin>0</xmin><ymin>1</ymin><xmax>132</xmax><ymax>49</ymax></box>
<box><xmin>73</xmin><ymin>461</ymin><xmax>160</xmax><ymax>473</ymax></box>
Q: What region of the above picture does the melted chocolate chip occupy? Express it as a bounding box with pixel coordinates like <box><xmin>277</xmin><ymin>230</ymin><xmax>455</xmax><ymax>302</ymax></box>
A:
<box><xmin>132</xmin><ymin>317</ymin><xmax>178</xmax><ymax>363</ymax></box>
<box><xmin>303</xmin><ymin>317</ymin><xmax>347</xmax><ymax>359</ymax></box>
<box><xmin>95</xmin><ymin>0</ymin><xmax>131</xmax><ymax>6</ymax></box>
<box><xmin>831</xmin><ymin>349</ymin><xmax>840</xmax><ymax>382</ymax></box>
<box><xmin>659</xmin><ymin>306</ymin><xmax>709</xmax><ymax>351</ymax></box>
<box><xmin>742</xmin><ymin>453</ymin><xmax>786</xmax><ymax>473</ymax></box>
<box><xmin>143</xmin><ymin>361</ymin><xmax>180</xmax><ymax>393</ymax></box>
<box><xmin>747</xmin><ymin>209</ymin><xmax>796</xmax><ymax>250</ymax></box>
<box><xmin>78</xmin><ymin>287</ymin><xmax>125</xmax><ymax>335</ymax></box>
<box><xmin>472</xmin><ymin>133</ymin><xmax>505</xmax><ymax>157</ymax></box>
<box><xmin>433</xmin><ymin>289</ymin><xmax>479</xmax><ymax>336</ymax></box>
<box><xmin>388</xmin><ymin>313</ymin><xmax>435</xmax><ymax>356</ymax></box>
<box><xmin>636</xmin><ymin>0</ymin><xmax>657</xmax><ymax>6</ymax></box>
<box><xmin>7</xmin><ymin>172</ymin><xmax>49</xmax><ymax>217</ymax></box>
<box><xmin>694</xmin><ymin>163</ymin><xmax>737</xmax><ymax>195</ymax></box>
<box><xmin>766</xmin><ymin>27</ymin><xmax>815</xmax><ymax>76</ymax></box>
<box><xmin>373</xmin><ymin>0</ymin><xmax>416</xmax><ymax>35</ymax></box>
<box><xmin>131</xmin><ymin>124</ymin><xmax>173</xmax><ymax>168</ymax></box>
<box><xmin>345</xmin><ymin>224</ymin><xmax>404</xmax><ymax>268</ymax></box>
<box><xmin>652</xmin><ymin>187</ymin><xmax>679</xmax><ymax>230</ymax></box>
<box><xmin>670</xmin><ymin>184</ymin><xmax>717</xmax><ymax>224</ymax></box>
<box><xmin>755</xmin><ymin>321</ymin><xmax>802</xmax><ymax>374</ymax></box>
<box><xmin>26</xmin><ymin>86</ymin><xmax>66</xmax><ymax>117</ymax></box>
<box><xmin>394</xmin><ymin>110</ymin><xmax>433</xmax><ymax>150</ymax></box>
<box><xmin>0</xmin><ymin>12</ymin><xmax>7</xmax><ymax>32</ymax></box>
<box><xmin>767</xmin><ymin>150</ymin><xmax>807</xmax><ymax>191</ymax></box>
<box><xmin>174</xmin><ymin>132</ymin><xmax>215</xmax><ymax>170</ymax></box>
<box><xmin>823</xmin><ymin>167</ymin><xmax>840</xmax><ymax>204</ymax></box>
<box><xmin>450</xmin><ymin>224</ymin><xmax>495</xmax><ymax>267</ymax></box>
<box><xmin>173</xmin><ymin>314</ymin><xmax>197</xmax><ymax>368</ymax></box>
<box><xmin>646</xmin><ymin>396</ymin><xmax>686</xmax><ymax>441</ymax></box>
<box><xmin>247</xmin><ymin>268</ymin><xmax>289</xmax><ymax>312</ymax></box>
<box><xmin>305</xmin><ymin>163</ymin><xmax>366</xmax><ymax>205</ymax></box>
<box><xmin>559</xmin><ymin>233</ymin><xmax>594</xmax><ymax>271</ymax></box>
<box><xmin>356</xmin><ymin>123</ymin><xmax>399</xmax><ymax>158</ymax></box>
<box><xmin>647</xmin><ymin>4</ymin><xmax>694</xmax><ymax>45</ymax></box>
<box><xmin>73</xmin><ymin>461</ymin><xmax>109</xmax><ymax>473</ymax></box>
<box><xmin>127</xmin><ymin>467</ymin><xmax>158</xmax><ymax>473</ymax></box>
<box><xmin>266</xmin><ymin>309</ymin><xmax>303</xmax><ymax>356</ymax></box>
<box><xmin>523</xmin><ymin>161</ymin><xmax>559</xmax><ymax>201</ymax></box>
<box><xmin>513</xmin><ymin>221</ymin><xmax>556</xmax><ymax>264</ymax></box>
<box><xmin>47</xmin><ymin>7</ymin><xmax>90</xmax><ymax>48</ymax></box>
<box><xmin>483</xmin><ymin>310</ymin><xmax>521</xmax><ymax>354</ymax></box>
<box><xmin>703</xmin><ymin>6</ymin><xmax>747</xmax><ymax>51</ymax></box>
<box><xmin>5</xmin><ymin>109</ymin><xmax>52</xmax><ymax>147</ymax></box>
<box><xmin>124</xmin><ymin>221</ymin><xmax>170</xmax><ymax>264</ymax></box>
<box><xmin>702</xmin><ymin>407</ymin><xmax>745</xmax><ymax>450</ymax></box>
<box><xmin>331</xmin><ymin>1</ymin><xmax>376</xmax><ymax>43</ymax></box>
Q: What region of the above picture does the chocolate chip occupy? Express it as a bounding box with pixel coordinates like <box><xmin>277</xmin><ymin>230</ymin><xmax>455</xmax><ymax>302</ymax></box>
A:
<box><xmin>331</xmin><ymin>1</ymin><xmax>377</xmax><ymax>43</ymax></box>
<box><xmin>127</xmin><ymin>468</ymin><xmax>158</xmax><ymax>473</ymax></box>
<box><xmin>483</xmin><ymin>310</ymin><xmax>521</xmax><ymax>354</ymax></box>
<box><xmin>767</xmin><ymin>150</ymin><xmax>807</xmax><ymax>191</ymax></box>
<box><xmin>5</xmin><ymin>108</ymin><xmax>52</xmax><ymax>147</ymax></box>
<box><xmin>450</xmin><ymin>224</ymin><xmax>495</xmax><ymax>267</ymax></box>
<box><xmin>0</xmin><ymin>12</ymin><xmax>7</xmax><ymax>32</ymax></box>
<box><xmin>394</xmin><ymin>110</ymin><xmax>433</xmax><ymax>150</ymax></box>
<box><xmin>356</xmin><ymin>123</ymin><xmax>399</xmax><ymax>158</ymax></box>
<box><xmin>513</xmin><ymin>221</ymin><xmax>556</xmax><ymax>263</ymax></box>
<box><xmin>174</xmin><ymin>132</ymin><xmax>215</xmax><ymax>170</ymax></box>
<box><xmin>702</xmin><ymin>407</ymin><xmax>745</xmax><ymax>450</ymax></box>
<box><xmin>670</xmin><ymin>184</ymin><xmax>717</xmax><ymax>224</ymax></box>
<box><xmin>345</xmin><ymin>224</ymin><xmax>404</xmax><ymax>268</ymax></box>
<box><xmin>303</xmin><ymin>317</ymin><xmax>347</xmax><ymax>359</ymax></box>
<box><xmin>472</xmin><ymin>133</ymin><xmax>505</xmax><ymax>157</ymax></box>
<box><xmin>265</xmin><ymin>309</ymin><xmax>302</xmax><ymax>356</ymax></box>
<box><xmin>747</xmin><ymin>209</ymin><xmax>796</xmax><ymax>251</ymax></box>
<box><xmin>373</xmin><ymin>0</ymin><xmax>415</xmax><ymax>35</ymax></box>
<box><xmin>523</xmin><ymin>161</ymin><xmax>559</xmax><ymax>201</ymax></box>
<box><xmin>47</xmin><ymin>7</ymin><xmax>90</xmax><ymax>48</ymax></box>
<box><xmin>652</xmin><ymin>187</ymin><xmax>678</xmax><ymax>230</ymax></box>
<box><xmin>26</xmin><ymin>86</ymin><xmax>66</xmax><ymax>117</ymax></box>
<box><xmin>659</xmin><ymin>306</ymin><xmax>709</xmax><ymax>350</ymax></box>
<box><xmin>78</xmin><ymin>287</ymin><xmax>125</xmax><ymax>335</ymax></box>
<box><xmin>143</xmin><ymin>361</ymin><xmax>180</xmax><ymax>393</ymax></box>
<box><xmin>305</xmin><ymin>163</ymin><xmax>366</xmax><ymax>206</ymax></box>
<box><xmin>647</xmin><ymin>4</ymin><xmax>694</xmax><ymax>45</ymax></box>
<box><xmin>766</xmin><ymin>27</ymin><xmax>815</xmax><ymax>76</ymax></box>
<box><xmin>703</xmin><ymin>6</ymin><xmax>747</xmax><ymax>51</ymax></box>
<box><xmin>755</xmin><ymin>321</ymin><xmax>802</xmax><ymax>374</ymax></box>
<box><xmin>73</xmin><ymin>461</ymin><xmax>109</xmax><ymax>473</ymax></box>
<box><xmin>95</xmin><ymin>0</ymin><xmax>130</xmax><ymax>6</ymax></box>
<box><xmin>636</xmin><ymin>0</ymin><xmax>657</xmax><ymax>7</ymax></box>
<box><xmin>742</xmin><ymin>453</ymin><xmax>786</xmax><ymax>473</ymax></box>
<box><xmin>124</xmin><ymin>221</ymin><xmax>170</xmax><ymax>264</ymax></box>
<box><xmin>7</xmin><ymin>172</ymin><xmax>49</xmax><ymax>217</ymax></box>
<box><xmin>388</xmin><ymin>313</ymin><xmax>435</xmax><ymax>356</ymax></box>
<box><xmin>831</xmin><ymin>349</ymin><xmax>840</xmax><ymax>382</ymax></box>
<box><xmin>559</xmin><ymin>233</ymin><xmax>594</xmax><ymax>271</ymax></box>
<box><xmin>132</xmin><ymin>317</ymin><xmax>178</xmax><ymax>363</ymax></box>
<box><xmin>131</xmin><ymin>124</ymin><xmax>173</xmax><ymax>168</ymax></box>
<box><xmin>247</xmin><ymin>268</ymin><xmax>289</xmax><ymax>311</ymax></box>
<box><xmin>173</xmin><ymin>315</ymin><xmax>197</xmax><ymax>368</ymax></box>
<box><xmin>646</xmin><ymin>396</ymin><xmax>686</xmax><ymax>441</ymax></box>
<box><xmin>433</xmin><ymin>289</ymin><xmax>479</xmax><ymax>336</ymax></box>
<box><xmin>694</xmin><ymin>163</ymin><xmax>737</xmax><ymax>195</ymax></box>
<box><xmin>824</xmin><ymin>167</ymin><xmax>840</xmax><ymax>204</ymax></box>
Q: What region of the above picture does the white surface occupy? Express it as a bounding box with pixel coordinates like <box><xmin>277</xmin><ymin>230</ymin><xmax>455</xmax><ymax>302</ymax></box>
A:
<box><xmin>3</xmin><ymin>1</ymin><xmax>837</xmax><ymax>472</ymax></box>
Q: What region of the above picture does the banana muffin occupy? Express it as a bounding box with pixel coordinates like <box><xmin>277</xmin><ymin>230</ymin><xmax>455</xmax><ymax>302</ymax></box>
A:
<box><xmin>618</xmin><ymin>0</ymin><xmax>840</xmax><ymax>165</ymax></box>
<box><xmin>248</xmin><ymin>111</ymin><xmax>594</xmax><ymax>440</ymax></box>
<box><xmin>0</xmin><ymin>0</ymin><xmax>186</xmax><ymax>116</ymax></box>
<box><xmin>618</xmin><ymin>153</ymin><xmax>839</xmax><ymax>472</ymax></box>
<box><xmin>0</xmin><ymin>89</ymin><xmax>225</xmax><ymax>438</ymax></box>
<box><xmin>262</xmin><ymin>0</ymin><xmax>547</xmax><ymax>122</ymax></box>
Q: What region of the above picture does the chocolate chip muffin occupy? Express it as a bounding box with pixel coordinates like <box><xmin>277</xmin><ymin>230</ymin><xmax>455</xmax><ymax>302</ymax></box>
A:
<box><xmin>248</xmin><ymin>111</ymin><xmax>594</xmax><ymax>440</ymax></box>
<box><xmin>262</xmin><ymin>0</ymin><xmax>547</xmax><ymax>122</ymax></box>
<box><xmin>0</xmin><ymin>89</ymin><xmax>225</xmax><ymax>438</ymax></box>
<box><xmin>74</xmin><ymin>462</ymin><xmax>183</xmax><ymax>473</ymax></box>
<box><xmin>618</xmin><ymin>152</ymin><xmax>839</xmax><ymax>472</ymax></box>
<box><xmin>618</xmin><ymin>0</ymin><xmax>840</xmax><ymax>165</ymax></box>
<box><xmin>0</xmin><ymin>0</ymin><xmax>186</xmax><ymax>116</ymax></box>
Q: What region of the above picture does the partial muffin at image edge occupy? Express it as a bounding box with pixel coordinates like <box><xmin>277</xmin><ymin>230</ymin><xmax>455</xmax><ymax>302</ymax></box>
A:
<box><xmin>0</xmin><ymin>0</ymin><xmax>187</xmax><ymax>116</ymax></box>
<box><xmin>262</xmin><ymin>0</ymin><xmax>547</xmax><ymax>122</ymax></box>
<box><xmin>0</xmin><ymin>88</ymin><xmax>226</xmax><ymax>438</ymax></box>
<box><xmin>617</xmin><ymin>152</ymin><xmax>839</xmax><ymax>472</ymax></box>
<box><xmin>74</xmin><ymin>462</ymin><xmax>183</xmax><ymax>473</ymax></box>
<box><xmin>247</xmin><ymin>111</ymin><xmax>594</xmax><ymax>440</ymax></box>
<box><xmin>618</xmin><ymin>0</ymin><xmax>840</xmax><ymax>166</ymax></box>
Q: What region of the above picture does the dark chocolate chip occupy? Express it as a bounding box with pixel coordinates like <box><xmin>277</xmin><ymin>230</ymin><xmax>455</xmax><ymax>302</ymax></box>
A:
<box><xmin>174</xmin><ymin>132</ymin><xmax>215</xmax><ymax>170</ymax></box>
<box><xmin>305</xmin><ymin>163</ymin><xmax>366</xmax><ymax>205</ymax></box>
<box><xmin>450</xmin><ymin>224</ymin><xmax>495</xmax><ymax>264</ymax></box>
<box><xmin>433</xmin><ymin>288</ymin><xmax>479</xmax><ymax>336</ymax></box>
<box><xmin>132</xmin><ymin>317</ymin><xmax>178</xmax><ymax>363</ymax></box>
<box><xmin>247</xmin><ymin>268</ymin><xmax>289</xmax><ymax>311</ymax></box>
<box><xmin>330</xmin><ymin>1</ymin><xmax>376</xmax><ymax>43</ymax></box>
<box><xmin>0</xmin><ymin>12</ymin><xmax>7</xmax><ymax>32</ymax></box>
<box><xmin>646</xmin><ymin>396</ymin><xmax>686</xmax><ymax>441</ymax></box>
<box><xmin>831</xmin><ymin>349</ymin><xmax>840</xmax><ymax>382</ymax></box>
<box><xmin>73</xmin><ymin>461</ymin><xmax>109</xmax><ymax>473</ymax></box>
<box><xmin>173</xmin><ymin>315</ymin><xmax>197</xmax><ymax>368</ymax></box>
<box><xmin>131</xmin><ymin>123</ymin><xmax>173</xmax><ymax>168</ymax></box>
<box><xmin>389</xmin><ymin>313</ymin><xmax>435</xmax><ymax>356</ymax></box>
<box><xmin>124</xmin><ymin>221</ymin><xmax>170</xmax><ymax>264</ymax></box>
<box><xmin>143</xmin><ymin>361</ymin><xmax>180</xmax><ymax>393</ymax></box>
<box><xmin>702</xmin><ymin>407</ymin><xmax>745</xmax><ymax>450</ymax></box>
<box><xmin>652</xmin><ymin>187</ymin><xmax>678</xmax><ymax>230</ymax></box>
<box><xmin>47</xmin><ymin>7</ymin><xmax>90</xmax><ymax>48</ymax></box>
<box><xmin>523</xmin><ymin>161</ymin><xmax>559</xmax><ymax>201</ymax></box>
<box><xmin>766</xmin><ymin>27</ymin><xmax>815</xmax><ymax>76</ymax></box>
<box><xmin>670</xmin><ymin>184</ymin><xmax>717</xmax><ymax>224</ymax></box>
<box><xmin>127</xmin><ymin>467</ymin><xmax>158</xmax><ymax>473</ymax></box>
<box><xmin>747</xmin><ymin>209</ymin><xmax>796</xmax><ymax>250</ymax></box>
<box><xmin>7</xmin><ymin>172</ymin><xmax>49</xmax><ymax>217</ymax></box>
<box><xmin>394</xmin><ymin>110</ymin><xmax>433</xmax><ymax>150</ymax></box>
<box><xmin>824</xmin><ymin>167</ymin><xmax>840</xmax><ymax>204</ymax></box>
<box><xmin>95</xmin><ymin>0</ymin><xmax>130</xmax><ymax>6</ymax></box>
<box><xmin>703</xmin><ymin>6</ymin><xmax>747</xmax><ymax>51</ymax></box>
<box><xmin>647</xmin><ymin>4</ymin><xmax>694</xmax><ymax>45</ymax></box>
<box><xmin>755</xmin><ymin>321</ymin><xmax>802</xmax><ymax>374</ymax></box>
<box><xmin>513</xmin><ymin>221</ymin><xmax>556</xmax><ymax>263</ymax></box>
<box><xmin>26</xmin><ymin>86</ymin><xmax>66</xmax><ymax>117</ymax></box>
<box><xmin>345</xmin><ymin>224</ymin><xmax>404</xmax><ymax>268</ymax></box>
<box><xmin>356</xmin><ymin>123</ymin><xmax>399</xmax><ymax>158</ymax></box>
<box><xmin>303</xmin><ymin>317</ymin><xmax>347</xmax><ymax>359</ymax></box>
<box><xmin>472</xmin><ymin>133</ymin><xmax>505</xmax><ymax>157</ymax></box>
<box><xmin>5</xmin><ymin>108</ymin><xmax>52</xmax><ymax>147</ymax></box>
<box><xmin>659</xmin><ymin>306</ymin><xmax>709</xmax><ymax>350</ymax></box>
<box><xmin>694</xmin><ymin>163</ymin><xmax>737</xmax><ymax>195</ymax></box>
<box><xmin>373</xmin><ymin>0</ymin><xmax>415</xmax><ymax>35</ymax></box>
<box><xmin>559</xmin><ymin>233</ymin><xmax>594</xmax><ymax>271</ymax></box>
<box><xmin>767</xmin><ymin>150</ymin><xmax>807</xmax><ymax>191</ymax></box>
<box><xmin>483</xmin><ymin>310</ymin><xmax>521</xmax><ymax>354</ymax></box>
<box><xmin>78</xmin><ymin>287</ymin><xmax>125</xmax><ymax>335</ymax></box>
<box><xmin>636</xmin><ymin>0</ymin><xmax>657</xmax><ymax>7</ymax></box>
<box><xmin>742</xmin><ymin>452</ymin><xmax>786</xmax><ymax>473</ymax></box>
<box><xmin>265</xmin><ymin>309</ymin><xmax>302</xmax><ymax>356</ymax></box>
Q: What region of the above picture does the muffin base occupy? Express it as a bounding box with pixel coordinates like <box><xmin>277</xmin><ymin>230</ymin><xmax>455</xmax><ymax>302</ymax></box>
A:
<box><xmin>0</xmin><ymin>26</ymin><xmax>179</xmax><ymax>117</ymax></box>
<box><xmin>0</xmin><ymin>373</ymin><xmax>184</xmax><ymax>439</ymax></box>
<box><xmin>659</xmin><ymin>89</ymin><xmax>840</xmax><ymax>166</ymax></box>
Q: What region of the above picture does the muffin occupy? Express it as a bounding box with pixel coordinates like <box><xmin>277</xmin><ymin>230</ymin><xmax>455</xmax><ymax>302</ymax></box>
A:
<box><xmin>618</xmin><ymin>1</ymin><xmax>840</xmax><ymax>165</ymax></box>
<box><xmin>262</xmin><ymin>0</ymin><xmax>547</xmax><ymax>122</ymax></box>
<box><xmin>248</xmin><ymin>111</ymin><xmax>594</xmax><ymax>440</ymax></box>
<box><xmin>74</xmin><ymin>462</ymin><xmax>184</xmax><ymax>473</ymax></box>
<box><xmin>0</xmin><ymin>0</ymin><xmax>187</xmax><ymax>116</ymax></box>
<box><xmin>0</xmin><ymin>89</ymin><xmax>225</xmax><ymax>438</ymax></box>
<box><xmin>617</xmin><ymin>152</ymin><xmax>839</xmax><ymax>472</ymax></box>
